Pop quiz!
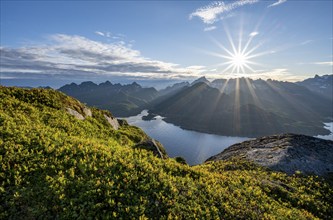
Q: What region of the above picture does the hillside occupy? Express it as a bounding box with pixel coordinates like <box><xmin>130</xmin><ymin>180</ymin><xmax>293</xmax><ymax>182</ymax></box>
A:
<box><xmin>150</xmin><ymin>78</ymin><xmax>332</xmax><ymax>137</ymax></box>
<box><xmin>1</xmin><ymin>87</ymin><xmax>332</xmax><ymax>219</ymax></box>
<box><xmin>58</xmin><ymin>81</ymin><xmax>159</xmax><ymax>117</ymax></box>
<box><xmin>207</xmin><ymin>134</ymin><xmax>333</xmax><ymax>176</ymax></box>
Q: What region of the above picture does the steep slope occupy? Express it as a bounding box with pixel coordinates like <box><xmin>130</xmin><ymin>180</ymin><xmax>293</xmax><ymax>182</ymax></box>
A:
<box><xmin>158</xmin><ymin>81</ymin><xmax>190</xmax><ymax>97</ymax></box>
<box><xmin>297</xmin><ymin>74</ymin><xmax>333</xmax><ymax>100</ymax></box>
<box><xmin>206</xmin><ymin>134</ymin><xmax>333</xmax><ymax>176</ymax></box>
<box><xmin>59</xmin><ymin>81</ymin><xmax>159</xmax><ymax>117</ymax></box>
<box><xmin>191</xmin><ymin>76</ymin><xmax>210</xmax><ymax>85</ymax></box>
<box><xmin>1</xmin><ymin>87</ymin><xmax>332</xmax><ymax>219</ymax></box>
<box><xmin>150</xmin><ymin>78</ymin><xmax>332</xmax><ymax>137</ymax></box>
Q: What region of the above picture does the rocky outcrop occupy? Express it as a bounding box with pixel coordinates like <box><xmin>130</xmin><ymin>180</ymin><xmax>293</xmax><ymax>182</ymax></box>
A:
<box><xmin>206</xmin><ymin>134</ymin><xmax>333</xmax><ymax>176</ymax></box>
<box><xmin>83</xmin><ymin>107</ymin><xmax>92</xmax><ymax>117</ymax></box>
<box><xmin>104</xmin><ymin>114</ymin><xmax>119</xmax><ymax>130</ymax></box>
<box><xmin>66</xmin><ymin>108</ymin><xmax>85</xmax><ymax>120</ymax></box>
<box><xmin>66</xmin><ymin>107</ymin><xmax>92</xmax><ymax>120</ymax></box>
<box><xmin>133</xmin><ymin>139</ymin><xmax>168</xmax><ymax>159</ymax></box>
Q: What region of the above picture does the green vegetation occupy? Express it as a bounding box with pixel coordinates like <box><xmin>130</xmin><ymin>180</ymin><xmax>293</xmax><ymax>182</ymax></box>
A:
<box><xmin>1</xmin><ymin>86</ymin><xmax>332</xmax><ymax>219</ymax></box>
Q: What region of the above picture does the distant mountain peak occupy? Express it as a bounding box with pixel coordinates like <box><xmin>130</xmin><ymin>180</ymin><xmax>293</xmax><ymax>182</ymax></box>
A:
<box><xmin>99</xmin><ymin>80</ymin><xmax>112</xmax><ymax>86</ymax></box>
<box><xmin>191</xmin><ymin>76</ymin><xmax>210</xmax><ymax>85</ymax></box>
<box><xmin>297</xmin><ymin>74</ymin><xmax>333</xmax><ymax>100</ymax></box>
<box><xmin>131</xmin><ymin>82</ymin><xmax>142</xmax><ymax>88</ymax></box>
<box><xmin>80</xmin><ymin>81</ymin><xmax>97</xmax><ymax>87</ymax></box>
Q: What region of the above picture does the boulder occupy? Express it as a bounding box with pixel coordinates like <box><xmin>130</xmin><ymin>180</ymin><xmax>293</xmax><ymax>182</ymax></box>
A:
<box><xmin>66</xmin><ymin>108</ymin><xmax>84</xmax><ymax>120</ymax></box>
<box><xmin>83</xmin><ymin>107</ymin><xmax>92</xmax><ymax>117</ymax></box>
<box><xmin>104</xmin><ymin>114</ymin><xmax>119</xmax><ymax>130</ymax></box>
<box><xmin>206</xmin><ymin>134</ymin><xmax>333</xmax><ymax>176</ymax></box>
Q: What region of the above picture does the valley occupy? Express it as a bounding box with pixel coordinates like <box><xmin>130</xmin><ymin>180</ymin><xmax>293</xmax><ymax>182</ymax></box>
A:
<box><xmin>60</xmin><ymin>75</ymin><xmax>333</xmax><ymax>138</ymax></box>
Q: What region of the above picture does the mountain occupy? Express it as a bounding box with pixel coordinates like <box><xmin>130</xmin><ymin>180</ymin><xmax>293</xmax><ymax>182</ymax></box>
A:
<box><xmin>58</xmin><ymin>81</ymin><xmax>159</xmax><ymax>117</ymax></box>
<box><xmin>191</xmin><ymin>76</ymin><xmax>210</xmax><ymax>85</ymax></box>
<box><xmin>2</xmin><ymin>86</ymin><xmax>332</xmax><ymax>219</ymax></box>
<box><xmin>206</xmin><ymin>133</ymin><xmax>333</xmax><ymax>176</ymax></box>
<box><xmin>297</xmin><ymin>74</ymin><xmax>333</xmax><ymax>100</ymax></box>
<box><xmin>158</xmin><ymin>81</ymin><xmax>189</xmax><ymax>96</ymax></box>
<box><xmin>150</xmin><ymin>77</ymin><xmax>332</xmax><ymax>137</ymax></box>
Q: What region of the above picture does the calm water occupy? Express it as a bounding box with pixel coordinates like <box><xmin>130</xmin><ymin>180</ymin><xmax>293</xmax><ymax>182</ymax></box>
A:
<box><xmin>125</xmin><ymin>110</ymin><xmax>250</xmax><ymax>165</ymax></box>
<box><xmin>126</xmin><ymin>111</ymin><xmax>333</xmax><ymax>165</ymax></box>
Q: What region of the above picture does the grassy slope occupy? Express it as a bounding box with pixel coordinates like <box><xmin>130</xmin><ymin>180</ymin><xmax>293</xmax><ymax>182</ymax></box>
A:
<box><xmin>0</xmin><ymin>87</ymin><xmax>332</xmax><ymax>219</ymax></box>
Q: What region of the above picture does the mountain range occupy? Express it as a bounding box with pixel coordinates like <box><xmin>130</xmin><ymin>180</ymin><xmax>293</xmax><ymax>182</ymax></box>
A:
<box><xmin>59</xmin><ymin>81</ymin><xmax>158</xmax><ymax>117</ymax></box>
<box><xmin>59</xmin><ymin>74</ymin><xmax>333</xmax><ymax>137</ymax></box>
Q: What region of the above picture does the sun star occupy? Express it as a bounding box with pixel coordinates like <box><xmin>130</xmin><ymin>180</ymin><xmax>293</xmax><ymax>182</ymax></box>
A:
<box><xmin>207</xmin><ymin>27</ymin><xmax>270</xmax><ymax>75</ymax></box>
<box><xmin>227</xmin><ymin>51</ymin><xmax>250</xmax><ymax>73</ymax></box>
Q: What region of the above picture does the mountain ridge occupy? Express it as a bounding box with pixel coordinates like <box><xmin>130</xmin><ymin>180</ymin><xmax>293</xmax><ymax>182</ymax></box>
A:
<box><xmin>58</xmin><ymin>81</ymin><xmax>159</xmax><ymax>117</ymax></box>
<box><xmin>149</xmin><ymin>78</ymin><xmax>332</xmax><ymax>137</ymax></box>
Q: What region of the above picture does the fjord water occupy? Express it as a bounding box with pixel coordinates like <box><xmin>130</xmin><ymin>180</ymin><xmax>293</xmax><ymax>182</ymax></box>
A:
<box><xmin>126</xmin><ymin>111</ymin><xmax>333</xmax><ymax>165</ymax></box>
<box><xmin>125</xmin><ymin>110</ymin><xmax>250</xmax><ymax>165</ymax></box>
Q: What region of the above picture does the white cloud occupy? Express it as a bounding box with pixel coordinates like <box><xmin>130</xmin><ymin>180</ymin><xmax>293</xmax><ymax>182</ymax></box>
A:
<box><xmin>249</xmin><ymin>32</ymin><xmax>259</xmax><ymax>37</ymax></box>
<box><xmin>95</xmin><ymin>31</ymin><xmax>105</xmax><ymax>36</ymax></box>
<box><xmin>313</xmin><ymin>61</ymin><xmax>333</xmax><ymax>66</ymax></box>
<box><xmin>189</xmin><ymin>0</ymin><xmax>259</xmax><ymax>24</ymax></box>
<box><xmin>204</xmin><ymin>26</ymin><xmax>217</xmax><ymax>32</ymax></box>
<box><xmin>0</xmin><ymin>34</ymin><xmax>204</xmax><ymax>81</ymax></box>
<box><xmin>268</xmin><ymin>0</ymin><xmax>287</xmax><ymax>8</ymax></box>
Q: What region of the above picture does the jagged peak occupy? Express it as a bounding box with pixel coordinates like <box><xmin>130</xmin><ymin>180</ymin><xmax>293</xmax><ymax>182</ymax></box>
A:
<box><xmin>79</xmin><ymin>81</ymin><xmax>97</xmax><ymax>86</ymax></box>
<box><xmin>191</xmin><ymin>76</ymin><xmax>210</xmax><ymax>85</ymax></box>
<box><xmin>99</xmin><ymin>80</ymin><xmax>113</xmax><ymax>86</ymax></box>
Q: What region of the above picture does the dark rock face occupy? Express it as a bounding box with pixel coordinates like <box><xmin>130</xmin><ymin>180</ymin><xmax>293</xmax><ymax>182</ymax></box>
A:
<box><xmin>206</xmin><ymin>134</ymin><xmax>333</xmax><ymax>176</ymax></box>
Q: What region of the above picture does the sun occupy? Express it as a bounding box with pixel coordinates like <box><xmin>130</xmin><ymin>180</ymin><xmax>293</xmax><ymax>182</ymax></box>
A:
<box><xmin>207</xmin><ymin>28</ymin><xmax>269</xmax><ymax>75</ymax></box>
<box><xmin>228</xmin><ymin>51</ymin><xmax>250</xmax><ymax>73</ymax></box>
<box><xmin>217</xmin><ymin>36</ymin><xmax>259</xmax><ymax>74</ymax></box>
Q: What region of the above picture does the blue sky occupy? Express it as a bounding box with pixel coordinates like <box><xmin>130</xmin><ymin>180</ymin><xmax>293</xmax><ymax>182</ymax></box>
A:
<box><xmin>0</xmin><ymin>0</ymin><xmax>332</xmax><ymax>88</ymax></box>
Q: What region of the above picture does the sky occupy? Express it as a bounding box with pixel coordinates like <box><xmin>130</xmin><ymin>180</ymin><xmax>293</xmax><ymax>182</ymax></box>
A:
<box><xmin>0</xmin><ymin>0</ymin><xmax>332</xmax><ymax>88</ymax></box>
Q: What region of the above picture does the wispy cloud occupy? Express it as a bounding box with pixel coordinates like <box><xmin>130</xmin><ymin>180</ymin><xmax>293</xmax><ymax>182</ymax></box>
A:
<box><xmin>268</xmin><ymin>0</ymin><xmax>287</xmax><ymax>8</ymax></box>
<box><xmin>189</xmin><ymin>0</ymin><xmax>259</xmax><ymax>24</ymax></box>
<box><xmin>204</xmin><ymin>26</ymin><xmax>217</xmax><ymax>32</ymax></box>
<box><xmin>249</xmin><ymin>31</ymin><xmax>259</xmax><ymax>37</ymax></box>
<box><xmin>313</xmin><ymin>61</ymin><xmax>333</xmax><ymax>66</ymax></box>
<box><xmin>95</xmin><ymin>31</ymin><xmax>105</xmax><ymax>37</ymax></box>
<box><xmin>95</xmin><ymin>31</ymin><xmax>123</xmax><ymax>40</ymax></box>
<box><xmin>0</xmin><ymin>34</ymin><xmax>206</xmax><ymax>81</ymax></box>
<box><xmin>300</xmin><ymin>40</ymin><xmax>313</xmax><ymax>45</ymax></box>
